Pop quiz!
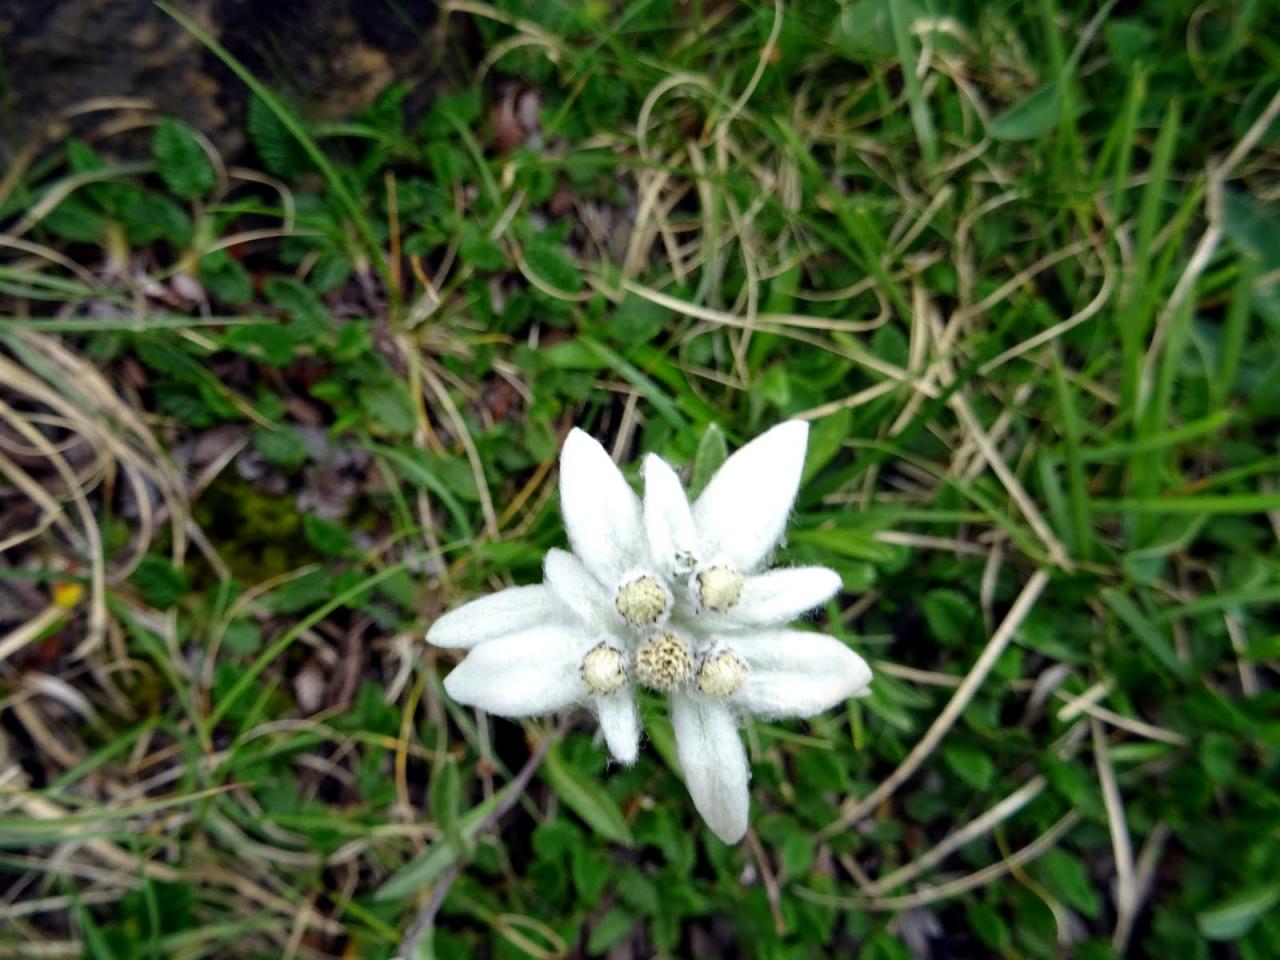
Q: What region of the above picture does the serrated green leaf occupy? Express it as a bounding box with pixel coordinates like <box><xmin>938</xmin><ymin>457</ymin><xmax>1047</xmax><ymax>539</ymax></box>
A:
<box><xmin>153</xmin><ymin>117</ymin><xmax>215</xmax><ymax>198</ymax></box>
<box><xmin>524</xmin><ymin>241</ymin><xmax>582</xmax><ymax>292</ymax></box>
<box><xmin>131</xmin><ymin>555</ymin><xmax>190</xmax><ymax>608</ymax></box>
<box><xmin>458</xmin><ymin>222</ymin><xmax>504</xmax><ymax>270</ymax></box>
<box><xmin>264</xmin><ymin>277</ymin><xmax>329</xmax><ymax>334</ymax></box>
<box><xmin>198</xmin><ymin>250</ymin><xmax>253</xmax><ymax>305</ymax></box>
<box><xmin>247</xmin><ymin>94</ymin><xmax>311</xmax><ymax>179</ymax></box>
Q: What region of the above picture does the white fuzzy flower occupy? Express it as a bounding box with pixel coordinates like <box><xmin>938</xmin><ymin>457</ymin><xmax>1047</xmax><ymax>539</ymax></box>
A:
<box><xmin>426</xmin><ymin>421</ymin><xmax>872</xmax><ymax>843</ymax></box>
<box><xmin>427</xmin><ymin>427</ymin><xmax>677</xmax><ymax>766</ymax></box>
<box><xmin>638</xmin><ymin>421</ymin><xmax>872</xmax><ymax>843</ymax></box>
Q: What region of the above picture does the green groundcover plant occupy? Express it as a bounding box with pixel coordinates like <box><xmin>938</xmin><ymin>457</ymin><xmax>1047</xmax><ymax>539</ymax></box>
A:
<box><xmin>0</xmin><ymin>1</ymin><xmax>1277</xmax><ymax>959</ymax></box>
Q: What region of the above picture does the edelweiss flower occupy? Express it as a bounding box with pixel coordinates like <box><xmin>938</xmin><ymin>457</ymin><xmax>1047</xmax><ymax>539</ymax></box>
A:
<box><xmin>427</xmin><ymin>427</ymin><xmax>677</xmax><ymax>767</ymax></box>
<box><xmin>426</xmin><ymin>421</ymin><xmax>872</xmax><ymax>844</ymax></box>
<box><xmin>638</xmin><ymin>422</ymin><xmax>872</xmax><ymax>843</ymax></box>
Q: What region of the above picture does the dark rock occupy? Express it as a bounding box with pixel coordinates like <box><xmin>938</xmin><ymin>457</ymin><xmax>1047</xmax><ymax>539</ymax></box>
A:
<box><xmin>0</xmin><ymin>0</ymin><xmax>439</xmax><ymax>162</ymax></box>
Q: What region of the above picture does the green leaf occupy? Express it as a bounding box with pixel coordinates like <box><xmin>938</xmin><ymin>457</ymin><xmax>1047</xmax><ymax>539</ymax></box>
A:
<box><xmin>787</xmin><ymin>527</ymin><xmax>905</xmax><ymax>567</ymax></box>
<box><xmin>221</xmin><ymin>619</ymin><xmax>262</xmax><ymax>655</ymax></box>
<box><xmin>689</xmin><ymin>423</ymin><xmax>728</xmax><ymax>498</ymax></box>
<box><xmin>571</xmin><ymin>843</ymin><xmax>612</xmax><ymax>905</ymax></box>
<box><xmin>429</xmin><ymin>757</ymin><xmax>467</xmax><ymax>858</ymax></box>
<box><xmin>131</xmin><ymin>555</ymin><xmax>190</xmax><ymax>608</ymax></box>
<box><xmin>833</xmin><ymin>0</ymin><xmax>922</xmax><ymax>62</ymax></box>
<box><xmin>302</xmin><ymin>515</ymin><xmax>353</xmax><ymax>556</ymax></box>
<box><xmin>458</xmin><ymin>222</ymin><xmax>505</xmax><ymax>271</ymax></box>
<box><xmin>253</xmin><ymin>426</ymin><xmax>309</xmax><ymax>470</ymax></box>
<box><xmin>358</xmin><ymin>381</ymin><xmax>417</xmax><ymax>436</ymax></box>
<box><xmin>967</xmin><ymin>900</ymin><xmax>1011</xmax><ymax>953</ymax></box>
<box><xmin>246</xmin><ymin>94</ymin><xmax>311</xmax><ymax>179</ymax></box>
<box><xmin>1198</xmin><ymin>884</ymin><xmax>1280</xmax><ymax>940</ymax></box>
<box><xmin>1101</xmin><ymin>589</ymin><xmax>1192</xmax><ymax>680</ymax></box>
<box><xmin>1198</xmin><ymin>732</ymin><xmax>1240</xmax><ymax>784</ymax></box>
<box><xmin>540</xmin><ymin>746</ymin><xmax>633</xmax><ymax>846</ymax></box>
<box><xmin>942</xmin><ymin>742</ymin><xmax>996</xmax><ymax>791</ymax></box>
<box><xmin>1037</xmin><ymin>849</ymin><xmax>1101</xmax><ymax>917</ymax></box>
<box><xmin>198</xmin><ymin>250</ymin><xmax>253</xmax><ymax>305</ymax></box>
<box><xmin>922</xmin><ymin>588</ymin><xmax>979</xmax><ymax>647</ymax></box>
<box><xmin>524</xmin><ymin>241</ymin><xmax>582</xmax><ymax>292</ymax></box>
<box><xmin>802</xmin><ymin>408</ymin><xmax>852</xmax><ymax>482</ymax></box>
<box><xmin>990</xmin><ymin>83</ymin><xmax>1063</xmax><ymax>141</ymax></box>
<box><xmin>611</xmin><ymin>293</ymin><xmax>669</xmax><ymax>343</ymax></box>
<box><xmin>265</xmin><ymin>277</ymin><xmax>329</xmax><ymax>334</ymax></box>
<box><xmin>43</xmin><ymin>196</ymin><xmax>104</xmax><ymax>243</ymax></box>
<box><xmin>586</xmin><ymin>908</ymin><xmax>634</xmax><ymax>956</ymax></box>
<box><xmin>1222</xmin><ymin>187</ymin><xmax>1280</xmax><ymax>270</ymax></box>
<box><xmin>152</xmin><ymin>117</ymin><xmax>215</xmax><ymax>198</ymax></box>
<box><xmin>373</xmin><ymin>791</ymin><xmax>505</xmax><ymax>901</ymax></box>
<box><xmin>118</xmin><ymin>189</ymin><xmax>192</xmax><ymax>246</ymax></box>
<box><xmin>222</xmin><ymin>322</ymin><xmax>302</xmax><ymax>366</ymax></box>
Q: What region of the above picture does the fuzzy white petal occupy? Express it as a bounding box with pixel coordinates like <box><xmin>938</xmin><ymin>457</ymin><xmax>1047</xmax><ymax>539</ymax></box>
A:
<box><xmin>442</xmin><ymin>623</ymin><xmax>592</xmax><ymax>716</ymax></box>
<box><xmin>642</xmin><ymin>454</ymin><xmax>700</xmax><ymax>577</ymax></box>
<box><xmin>692</xmin><ymin>420</ymin><xmax>809</xmax><ymax>572</ymax></box>
<box><xmin>594</xmin><ymin>693</ymin><xmax>641</xmax><ymax>765</ymax></box>
<box><xmin>559</xmin><ymin>428</ymin><xmax>644</xmax><ymax>583</ymax></box>
<box><xmin>672</xmin><ymin>693</ymin><xmax>750</xmax><ymax>843</ymax></box>
<box><xmin>544</xmin><ymin>548</ymin><xmax>614</xmax><ymax>633</ymax></box>
<box><xmin>731</xmin><ymin>630</ymin><xmax>872</xmax><ymax>718</ymax></box>
<box><xmin>427</xmin><ymin>585</ymin><xmax>561</xmax><ymax>649</ymax></box>
<box><xmin>722</xmin><ymin>566</ymin><xmax>842</xmax><ymax>627</ymax></box>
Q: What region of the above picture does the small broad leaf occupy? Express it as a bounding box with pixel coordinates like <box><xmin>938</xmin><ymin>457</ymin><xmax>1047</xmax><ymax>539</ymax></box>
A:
<box><xmin>922</xmin><ymin>588</ymin><xmax>980</xmax><ymax>646</ymax></box>
<box><xmin>990</xmin><ymin>83</ymin><xmax>1064</xmax><ymax>141</ymax></box>
<box><xmin>540</xmin><ymin>746</ymin><xmax>633</xmax><ymax>846</ymax></box>
<box><xmin>942</xmin><ymin>742</ymin><xmax>996</xmax><ymax>791</ymax></box>
<box><xmin>586</xmin><ymin>908</ymin><xmax>634</xmax><ymax>956</ymax></box>
<box><xmin>153</xmin><ymin>117</ymin><xmax>215</xmax><ymax>198</ymax></box>
<box><xmin>803</xmin><ymin>408</ymin><xmax>852</xmax><ymax>482</ymax></box>
<box><xmin>253</xmin><ymin>426</ymin><xmax>309</xmax><ymax>470</ymax></box>
<box><xmin>302</xmin><ymin>515</ymin><xmax>353</xmax><ymax>557</ymax></box>
<box><xmin>1197</xmin><ymin>884</ymin><xmax>1280</xmax><ymax>940</ymax></box>
<box><xmin>833</xmin><ymin>0</ymin><xmax>922</xmax><ymax>62</ymax></box>
<box><xmin>1036</xmin><ymin>849</ymin><xmax>1102</xmax><ymax>917</ymax></box>
<box><xmin>358</xmin><ymin>381</ymin><xmax>417</xmax><ymax>436</ymax></box>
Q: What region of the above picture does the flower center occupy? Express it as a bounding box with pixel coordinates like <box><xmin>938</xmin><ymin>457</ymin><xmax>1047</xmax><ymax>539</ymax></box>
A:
<box><xmin>697</xmin><ymin>566</ymin><xmax>744</xmax><ymax>613</ymax></box>
<box><xmin>697</xmin><ymin>651</ymin><xmax>748</xmax><ymax>698</ymax></box>
<box><xmin>615</xmin><ymin>575</ymin><xmax>669</xmax><ymax>626</ymax></box>
<box><xmin>634</xmin><ymin>633</ymin><xmax>693</xmax><ymax>691</ymax></box>
<box><xmin>580</xmin><ymin>644</ymin><xmax>627</xmax><ymax>696</ymax></box>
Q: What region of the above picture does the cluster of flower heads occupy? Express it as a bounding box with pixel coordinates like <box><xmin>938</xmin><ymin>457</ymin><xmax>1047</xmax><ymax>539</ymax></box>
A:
<box><xmin>427</xmin><ymin>421</ymin><xmax>872</xmax><ymax>843</ymax></box>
